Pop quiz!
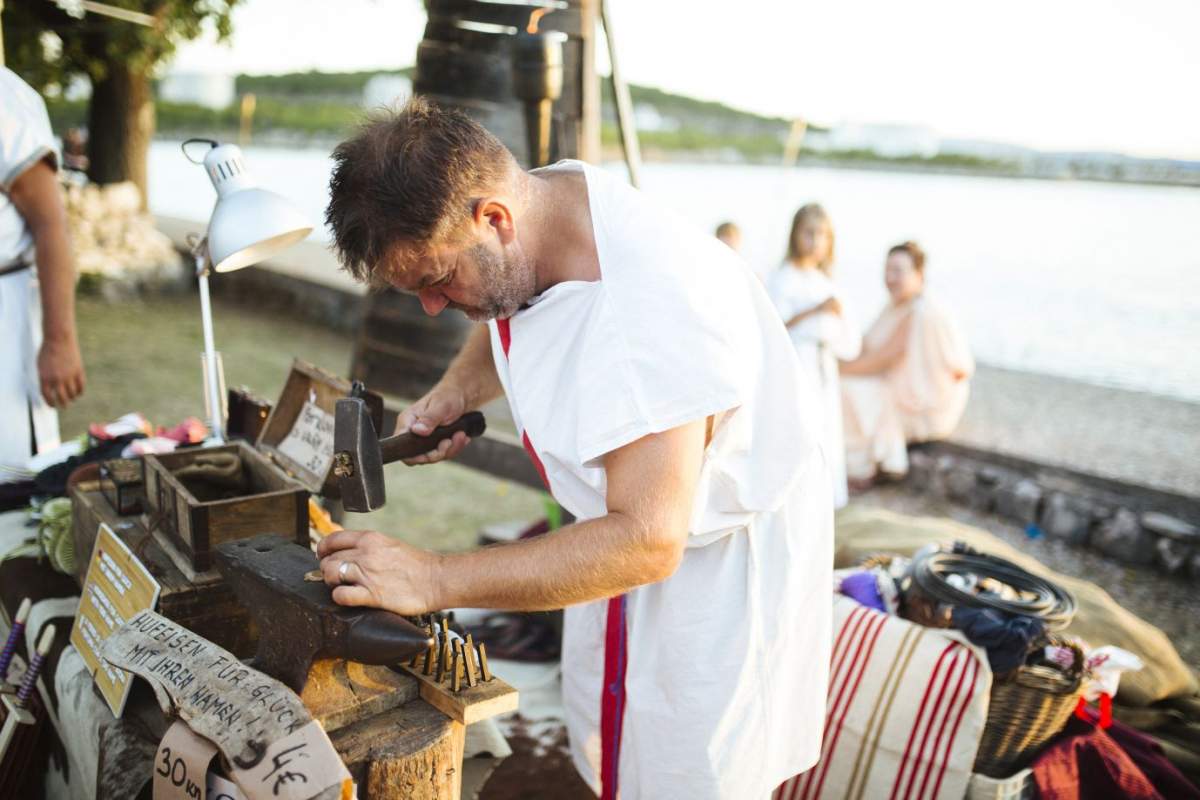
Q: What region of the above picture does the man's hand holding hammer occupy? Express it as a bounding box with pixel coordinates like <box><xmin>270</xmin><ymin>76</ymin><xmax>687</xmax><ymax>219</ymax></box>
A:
<box><xmin>394</xmin><ymin>324</ymin><xmax>503</xmax><ymax>466</ymax></box>
<box><xmin>318</xmin><ymin>324</ymin><xmax>503</xmax><ymax>613</ymax></box>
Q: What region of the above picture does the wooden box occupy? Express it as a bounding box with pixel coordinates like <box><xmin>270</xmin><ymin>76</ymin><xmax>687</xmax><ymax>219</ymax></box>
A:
<box><xmin>71</xmin><ymin>483</ymin><xmax>258</xmax><ymax>657</ymax></box>
<box><xmin>142</xmin><ymin>441</ymin><xmax>308</xmax><ymax>572</ymax></box>
<box><xmin>141</xmin><ymin>360</ymin><xmax>378</xmax><ymax>571</ymax></box>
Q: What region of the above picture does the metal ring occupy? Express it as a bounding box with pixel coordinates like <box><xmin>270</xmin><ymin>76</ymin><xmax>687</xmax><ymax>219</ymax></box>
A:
<box><xmin>338</xmin><ymin>561</ymin><xmax>353</xmax><ymax>584</ymax></box>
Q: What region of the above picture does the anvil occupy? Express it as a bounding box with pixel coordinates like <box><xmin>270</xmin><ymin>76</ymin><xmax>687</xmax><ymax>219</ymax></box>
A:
<box><xmin>214</xmin><ymin>534</ymin><xmax>433</xmax><ymax>693</ymax></box>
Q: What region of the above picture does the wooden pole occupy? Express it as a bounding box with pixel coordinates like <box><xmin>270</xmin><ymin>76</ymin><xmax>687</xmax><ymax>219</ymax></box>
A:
<box><xmin>782</xmin><ymin>117</ymin><xmax>807</xmax><ymax>167</ymax></box>
<box><xmin>600</xmin><ymin>0</ymin><xmax>641</xmax><ymax>187</ymax></box>
<box><xmin>578</xmin><ymin>0</ymin><xmax>601</xmax><ymax>163</ymax></box>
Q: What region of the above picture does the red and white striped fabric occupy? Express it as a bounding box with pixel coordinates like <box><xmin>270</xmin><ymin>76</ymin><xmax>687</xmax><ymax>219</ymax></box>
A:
<box><xmin>775</xmin><ymin>595</ymin><xmax>991</xmax><ymax>800</ymax></box>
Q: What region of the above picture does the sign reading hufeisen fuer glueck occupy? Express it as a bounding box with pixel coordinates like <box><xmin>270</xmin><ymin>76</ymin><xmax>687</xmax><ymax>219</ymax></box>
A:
<box><xmin>102</xmin><ymin>610</ymin><xmax>351</xmax><ymax>800</ymax></box>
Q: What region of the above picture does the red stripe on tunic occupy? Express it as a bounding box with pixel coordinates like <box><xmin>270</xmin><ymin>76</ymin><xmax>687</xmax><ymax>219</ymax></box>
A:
<box><xmin>495</xmin><ymin>317</ymin><xmax>627</xmax><ymax>798</ymax></box>
<box><xmin>600</xmin><ymin>595</ymin><xmax>628</xmax><ymax>800</ymax></box>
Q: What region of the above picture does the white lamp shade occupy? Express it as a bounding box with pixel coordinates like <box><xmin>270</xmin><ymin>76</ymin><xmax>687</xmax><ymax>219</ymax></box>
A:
<box><xmin>201</xmin><ymin>143</ymin><xmax>313</xmax><ymax>273</ymax></box>
<box><xmin>208</xmin><ymin>187</ymin><xmax>312</xmax><ymax>272</ymax></box>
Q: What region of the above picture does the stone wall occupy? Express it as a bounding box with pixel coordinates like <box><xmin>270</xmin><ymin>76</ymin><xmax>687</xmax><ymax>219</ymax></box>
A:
<box><xmin>63</xmin><ymin>181</ymin><xmax>183</xmax><ymax>297</ymax></box>
<box><xmin>907</xmin><ymin>444</ymin><xmax>1200</xmax><ymax>582</ymax></box>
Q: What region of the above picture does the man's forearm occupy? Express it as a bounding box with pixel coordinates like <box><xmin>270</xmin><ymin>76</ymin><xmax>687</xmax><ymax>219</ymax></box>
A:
<box><xmin>433</xmin><ymin>512</ymin><xmax>681</xmax><ymax>612</ymax></box>
<box><xmin>436</xmin><ymin>323</ymin><xmax>503</xmax><ymax>409</ymax></box>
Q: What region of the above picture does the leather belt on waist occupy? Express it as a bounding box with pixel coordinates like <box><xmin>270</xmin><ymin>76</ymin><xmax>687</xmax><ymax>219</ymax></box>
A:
<box><xmin>0</xmin><ymin>260</ymin><xmax>31</xmax><ymax>278</ymax></box>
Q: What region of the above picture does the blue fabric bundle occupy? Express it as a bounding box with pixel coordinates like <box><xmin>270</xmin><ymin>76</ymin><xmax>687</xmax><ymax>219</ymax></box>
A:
<box><xmin>951</xmin><ymin>605</ymin><xmax>1045</xmax><ymax>673</ymax></box>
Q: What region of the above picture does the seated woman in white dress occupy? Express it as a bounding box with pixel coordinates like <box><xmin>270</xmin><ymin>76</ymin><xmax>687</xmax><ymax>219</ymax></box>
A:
<box><xmin>840</xmin><ymin>241</ymin><xmax>973</xmax><ymax>485</ymax></box>
<box><xmin>767</xmin><ymin>204</ymin><xmax>861</xmax><ymax>507</ymax></box>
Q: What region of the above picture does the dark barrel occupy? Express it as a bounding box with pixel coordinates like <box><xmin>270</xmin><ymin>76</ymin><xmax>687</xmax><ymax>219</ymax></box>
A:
<box><xmin>351</xmin><ymin>0</ymin><xmax>598</xmax><ymax>401</ymax></box>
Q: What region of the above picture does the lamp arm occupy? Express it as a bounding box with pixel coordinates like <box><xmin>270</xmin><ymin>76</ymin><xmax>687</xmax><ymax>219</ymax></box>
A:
<box><xmin>191</xmin><ymin>238</ymin><xmax>225</xmax><ymax>443</ymax></box>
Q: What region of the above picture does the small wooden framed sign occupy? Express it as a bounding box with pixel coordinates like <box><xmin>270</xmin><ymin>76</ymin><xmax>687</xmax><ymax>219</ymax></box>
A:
<box><xmin>69</xmin><ymin>522</ymin><xmax>161</xmax><ymax>716</ymax></box>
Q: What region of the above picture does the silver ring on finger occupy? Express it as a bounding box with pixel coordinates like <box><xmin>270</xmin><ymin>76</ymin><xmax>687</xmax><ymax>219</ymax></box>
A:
<box><xmin>338</xmin><ymin>561</ymin><xmax>354</xmax><ymax>585</ymax></box>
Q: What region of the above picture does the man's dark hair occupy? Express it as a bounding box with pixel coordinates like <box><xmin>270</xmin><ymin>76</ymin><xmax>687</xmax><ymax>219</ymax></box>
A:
<box><xmin>325</xmin><ymin>96</ymin><xmax>515</xmax><ymax>286</ymax></box>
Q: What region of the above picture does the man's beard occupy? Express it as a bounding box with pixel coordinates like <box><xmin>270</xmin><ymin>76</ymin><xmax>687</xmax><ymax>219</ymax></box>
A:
<box><xmin>462</xmin><ymin>243</ymin><xmax>536</xmax><ymax>321</ymax></box>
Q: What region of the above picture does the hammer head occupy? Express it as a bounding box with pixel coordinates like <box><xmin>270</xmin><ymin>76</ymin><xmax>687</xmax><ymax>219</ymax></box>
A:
<box><xmin>334</xmin><ymin>396</ymin><xmax>384</xmax><ymax>513</ymax></box>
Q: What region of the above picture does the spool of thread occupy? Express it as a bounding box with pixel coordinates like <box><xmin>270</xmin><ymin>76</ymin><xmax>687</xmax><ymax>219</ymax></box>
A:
<box><xmin>0</xmin><ymin>598</ymin><xmax>32</xmax><ymax>684</ymax></box>
<box><xmin>16</xmin><ymin>624</ymin><xmax>56</xmax><ymax>707</ymax></box>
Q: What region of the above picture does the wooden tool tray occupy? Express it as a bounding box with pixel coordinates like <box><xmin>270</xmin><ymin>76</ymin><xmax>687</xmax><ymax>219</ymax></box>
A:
<box><xmin>140</xmin><ymin>359</ymin><xmax>381</xmax><ymax>571</ymax></box>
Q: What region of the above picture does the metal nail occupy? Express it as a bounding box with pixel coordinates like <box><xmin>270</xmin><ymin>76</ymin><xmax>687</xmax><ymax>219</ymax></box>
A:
<box><xmin>451</xmin><ymin>641</ymin><xmax>463</xmax><ymax>692</ymax></box>
<box><xmin>422</xmin><ymin>620</ymin><xmax>437</xmax><ymax>674</ymax></box>
<box><xmin>434</xmin><ymin>637</ymin><xmax>447</xmax><ymax>682</ymax></box>
<box><xmin>464</xmin><ymin>634</ymin><xmax>478</xmax><ymax>687</ymax></box>
<box><xmin>478</xmin><ymin>643</ymin><xmax>492</xmax><ymax>682</ymax></box>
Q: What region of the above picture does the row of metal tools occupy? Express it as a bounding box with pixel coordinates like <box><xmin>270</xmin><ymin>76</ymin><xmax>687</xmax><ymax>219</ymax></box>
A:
<box><xmin>408</xmin><ymin>614</ymin><xmax>493</xmax><ymax>693</ymax></box>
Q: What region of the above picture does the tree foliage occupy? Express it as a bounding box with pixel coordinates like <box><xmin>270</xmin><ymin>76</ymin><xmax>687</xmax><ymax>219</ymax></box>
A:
<box><xmin>2</xmin><ymin>0</ymin><xmax>241</xmax><ymax>92</ymax></box>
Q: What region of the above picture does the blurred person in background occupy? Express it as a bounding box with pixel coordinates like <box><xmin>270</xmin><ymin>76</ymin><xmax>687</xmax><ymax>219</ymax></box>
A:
<box><xmin>1</xmin><ymin>67</ymin><xmax>86</xmax><ymax>472</ymax></box>
<box><xmin>840</xmin><ymin>241</ymin><xmax>972</xmax><ymax>487</ymax></box>
<box><xmin>715</xmin><ymin>220</ymin><xmax>741</xmax><ymax>251</ymax></box>
<box><xmin>767</xmin><ymin>203</ymin><xmax>860</xmax><ymax>507</ymax></box>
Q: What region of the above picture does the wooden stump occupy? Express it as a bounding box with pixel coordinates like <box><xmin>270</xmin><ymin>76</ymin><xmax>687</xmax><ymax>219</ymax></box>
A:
<box><xmin>332</xmin><ymin>701</ymin><xmax>466</xmax><ymax>800</ymax></box>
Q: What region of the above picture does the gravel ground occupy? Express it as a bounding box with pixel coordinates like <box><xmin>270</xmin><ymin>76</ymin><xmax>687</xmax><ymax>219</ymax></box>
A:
<box><xmin>954</xmin><ymin>365</ymin><xmax>1200</xmax><ymax>497</ymax></box>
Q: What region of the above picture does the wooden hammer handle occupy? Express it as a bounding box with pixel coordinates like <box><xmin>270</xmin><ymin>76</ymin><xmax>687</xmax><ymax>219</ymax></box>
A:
<box><xmin>378</xmin><ymin>412</ymin><xmax>487</xmax><ymax>463</ymax></box>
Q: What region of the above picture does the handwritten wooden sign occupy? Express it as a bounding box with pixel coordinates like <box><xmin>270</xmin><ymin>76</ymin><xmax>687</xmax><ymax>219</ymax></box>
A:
<box><xmin>100</xmin><ymin>611</ymin><xmax>351</xmax><ymax>800</ymax></box>
<box><xmin>277</xmin><ymin>400</ymin><xmax>335</xmax><ymax>480</ymax></box>
<box><xmin>69</xmin><ymin>522</ymin><xmax>162</xmax><ymax>716</ymax></box>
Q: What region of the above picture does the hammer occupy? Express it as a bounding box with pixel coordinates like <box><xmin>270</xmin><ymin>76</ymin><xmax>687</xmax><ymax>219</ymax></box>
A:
<box><xmin>333</xmin><ymin>394</ymin><xmax>486</xmax><ymax>513</ymax></box>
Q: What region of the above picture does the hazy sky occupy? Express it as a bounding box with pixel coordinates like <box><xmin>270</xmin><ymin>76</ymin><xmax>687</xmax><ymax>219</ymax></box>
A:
<box><xmin>170</xmin><ymin>0</ymin><xmax>1198</xmax><ymax>159</ymax></box>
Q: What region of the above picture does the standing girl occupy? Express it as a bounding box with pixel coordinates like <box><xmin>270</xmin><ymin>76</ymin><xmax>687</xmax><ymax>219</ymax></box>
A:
<box><xmin>767</xmin><ymin>203</ymin><xmax>861</xmax><ymax>507</ymax></box>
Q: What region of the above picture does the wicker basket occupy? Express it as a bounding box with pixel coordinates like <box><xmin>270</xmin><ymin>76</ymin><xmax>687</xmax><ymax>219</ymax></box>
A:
<box><xmin>974</xmin><ymin>642</ymin><xmax>1083</xmax><ymax>778</ymax></box>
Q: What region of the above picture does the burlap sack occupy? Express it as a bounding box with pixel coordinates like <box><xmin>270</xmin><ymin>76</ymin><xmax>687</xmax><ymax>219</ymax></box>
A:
<box><xmin>835</xmin><ymin>506</ymin><xmax>1198</xmax><ymax>706</ymax></box>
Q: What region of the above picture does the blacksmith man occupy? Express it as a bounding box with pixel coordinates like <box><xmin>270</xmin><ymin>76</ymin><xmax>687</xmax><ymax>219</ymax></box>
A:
<box><xmin>318</xmin><ymin>97</ymin><xmax>833</xmax><ymax>799</ymax></box>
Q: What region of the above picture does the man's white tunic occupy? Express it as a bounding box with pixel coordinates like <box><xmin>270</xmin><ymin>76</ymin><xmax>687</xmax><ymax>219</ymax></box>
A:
<box><xmin>487</xmin><ymin>161</ymin><xmax>833</xmax><ymax>799</ymax></box>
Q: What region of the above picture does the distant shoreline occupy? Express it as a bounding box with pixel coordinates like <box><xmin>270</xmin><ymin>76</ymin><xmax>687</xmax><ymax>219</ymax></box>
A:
<box><xmin>145</xmin><ymin>131</ymin><xmax>1200</xmax><ymax>190</ymax></box>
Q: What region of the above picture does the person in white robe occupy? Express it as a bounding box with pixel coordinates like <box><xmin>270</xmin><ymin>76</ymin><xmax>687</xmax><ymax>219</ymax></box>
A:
<box><xmin>840</xmin><ymin>241</ymin><xmax>973</xmax><ymax>483</ymax></box>
<box><xmin>0</xmin><ymin>68</ymin><xmax>85</xmax><ymax>473</ymax></box>
<box><xmin>767</xmin><ymin>204</ymin><xmax>861</xmax><ymax>508</ymax></box>
<box><xmin>317</xmin><ymin>98</ymin><xmax>834</xmax><ymax>800</ymax></box>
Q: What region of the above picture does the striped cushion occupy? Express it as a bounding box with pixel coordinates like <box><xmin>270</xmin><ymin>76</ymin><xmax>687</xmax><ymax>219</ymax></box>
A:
<box><xmin>775</xmin><ymin>595</ymin><xmax>991</xmax><ymax>800</ymax></box>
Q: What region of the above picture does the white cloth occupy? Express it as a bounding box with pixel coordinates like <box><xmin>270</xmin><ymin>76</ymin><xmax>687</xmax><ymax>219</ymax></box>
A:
<box><xmin>0</xmin><ymin>68</ymin><xmax>61</xmax><ymax>471</ymax></box>
<box><xmin>1</xmin><ymin>67</ymin><xmax>59</xmax><ymax>264</ymax></box>
<box><xmin>488</xmin><ymin>161</ymin><xmax>833</xmax><ymax>799</ymax></box>
<box><xmin>766</xmin><ymin>264</ymin><xmax>861</xmax><ymax>508</ymax></box>
<box><xmin>841</xmin><ymin>294</ymin><xmax>974</xmax><ymax>480</ymax></box>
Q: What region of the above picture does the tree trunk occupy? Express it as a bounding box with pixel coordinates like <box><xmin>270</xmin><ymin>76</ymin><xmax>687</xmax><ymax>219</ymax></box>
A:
<box><xmin>87</xmin><ymin>63</ymin><xmax>154</xmax><ymax>210</ymax></box>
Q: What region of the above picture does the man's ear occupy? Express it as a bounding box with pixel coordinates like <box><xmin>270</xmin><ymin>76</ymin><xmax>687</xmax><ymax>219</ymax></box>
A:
<box><xmin>476</xmin><ymin>198</ymin><xmax>517</xmax><ymax>246</ymax></box>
